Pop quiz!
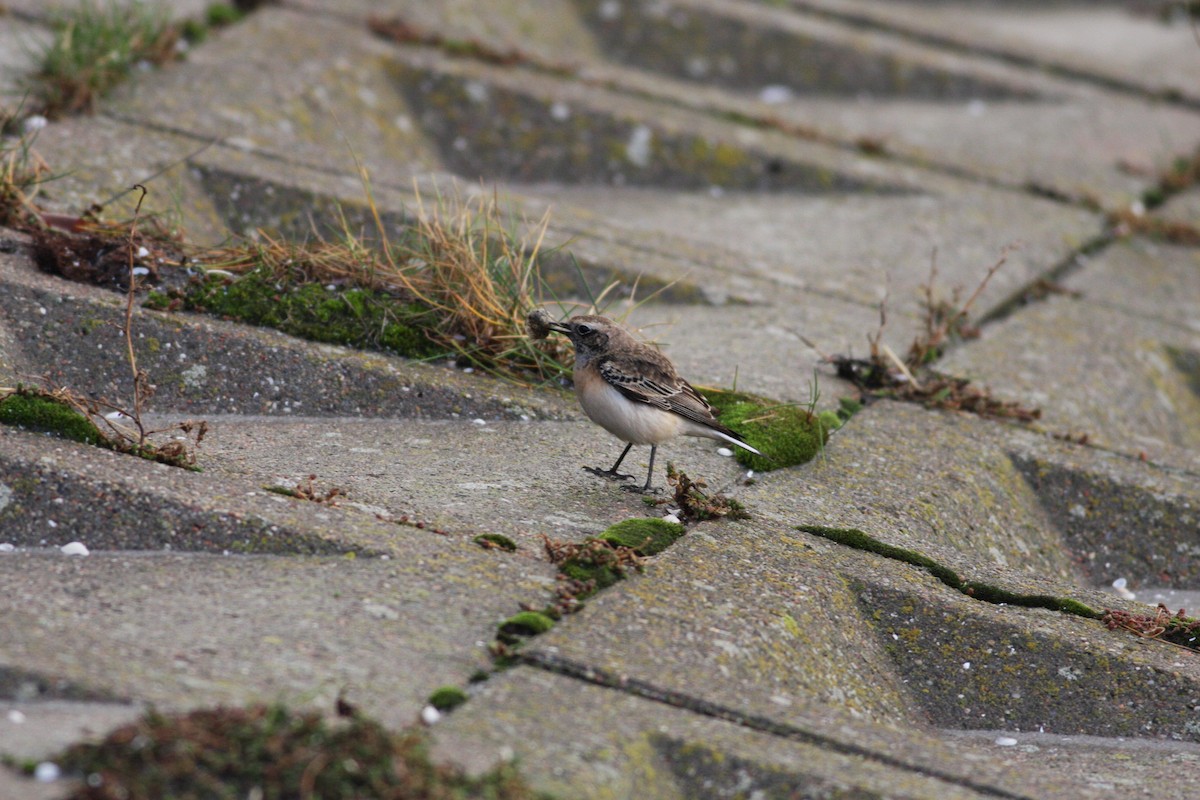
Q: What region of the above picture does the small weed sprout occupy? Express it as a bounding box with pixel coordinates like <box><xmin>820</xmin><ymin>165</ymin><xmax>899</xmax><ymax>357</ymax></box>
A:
<box><xmin>25</xmin><ymin>0</ymin><xmax>181</xmax><ymax>118</ymax></box>
<box><xmin>1</xmin><ymin>186</ymin><xmax>208</xmax><ymax>467</ymax></box>
<box><xmin>820</xmin><ymin>248</ymin><xmax>1040</xmax><ymax>423</ymax></box>
<box><xmin>0</xmin><ymin>118</ymin><xmax>51</xmax><ymax>228</ymax></box>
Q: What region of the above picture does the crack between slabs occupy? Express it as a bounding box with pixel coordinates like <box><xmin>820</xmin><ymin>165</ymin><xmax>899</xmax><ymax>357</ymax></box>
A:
<box><xmin>520</xmin><ymin>650</ymin><xmax>1038</xmax><ymax>800</ymax></box>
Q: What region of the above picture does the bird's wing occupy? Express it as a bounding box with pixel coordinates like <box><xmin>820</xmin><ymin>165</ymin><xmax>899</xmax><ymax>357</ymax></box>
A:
<box><xmin>598</xmin><ymin>355</ymin><xmax>743</xmax><ymax>438</ymax></box>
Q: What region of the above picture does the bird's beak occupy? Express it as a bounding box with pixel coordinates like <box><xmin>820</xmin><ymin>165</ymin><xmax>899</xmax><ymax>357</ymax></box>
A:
<box><xmin>546</xmin><ymin>320</ymin><xmax>571</xmax><ymax>334</ymax></box>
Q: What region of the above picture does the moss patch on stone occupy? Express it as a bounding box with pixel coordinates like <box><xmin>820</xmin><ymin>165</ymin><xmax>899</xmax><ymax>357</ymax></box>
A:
<box><xmin>701</xmin><ymin>388</ymin><xmax>830</xmax><ymax>471</ymax></box>
<box><xmin>598</xmin><ymin>518</ymin><xmax>685</xmax><ymax>556</ymax></box>
<box><xmin>498</xmin><ymin>611</ymin><xmax>557</xmax><ymax>643</ymax></box>
<box><xmin>473</xmin><ymin>533</ymin><xmax>518</xmax><ymax>552</ymax></box>
<box><xmin>0</xmin><ymin>390</ymin><xmax>105</xmax><ymax>446</ymax></box>
<box><xmin>798</xmin><ymin>524</ymin><xmax>1102</xmax><ymax>620</ymax></box>
<box><xmin>427</xmin><ymin>685</ymin><xmax>468</xmax><ymax>712</ymax></box>
<box><xmin>157</xmin><ymin>268</ymin><xmax>444</xmax><ymax>360</ymax></box>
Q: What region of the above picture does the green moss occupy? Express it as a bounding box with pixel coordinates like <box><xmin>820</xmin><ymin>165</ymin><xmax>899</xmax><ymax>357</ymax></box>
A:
<box><xmin>598</xmin><ymin>518</ymin><xmax>685</xmax><ymax>556</ymax></box>
<box><xmin>560</xmin><ymin>559</ymin><xmax>624</xmax><ymax>592</ymax></box>
<box><xmin>701</xmin><ymin>387</ymin><xmax>828</xmax><ymax>471</ymax></box>
<box><xmin>0</xmin><ymin>391</ymin><xmax>105</xmax><ymax>446</ymax></box>
<box><xmin>427</xmin><ymin>686</ymin><xmax>468</xmax><ymax>712</ymax></box>
<box><xmin>473</xmin><ymin>533</ymin><xmax>518</xmax><ymax>552</ymax></box>
<box><xmin>176</xmin><ymin>269</ymin><xmax>443</xmax><ymax>359</ymax></box>
<box><xmin>498</xmin><ymin>611</ymin><xmax>556</xmax><ymax>641</ymax></box>
<box><xmin>798</xmin><ymin>525</ymin><xmax>1102</xmax><ymax>620</ymax></box>
<box><xmin>143</xmin><ymin>290</ymin><xmax>172</xmax><ymax>310</ymax></box>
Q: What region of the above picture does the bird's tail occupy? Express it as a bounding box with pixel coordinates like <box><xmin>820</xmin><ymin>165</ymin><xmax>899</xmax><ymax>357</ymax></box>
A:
<box><xmin>710</xmin><ymin>426</ymin><xmax>763</xmax><ymax>456</ymax></box>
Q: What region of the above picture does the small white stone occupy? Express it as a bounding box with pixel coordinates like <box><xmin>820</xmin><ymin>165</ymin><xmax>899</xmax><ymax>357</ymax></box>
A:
<box><xmin>1112</xmin><ymin>577</ymin><xmax>1127</xmax><ymax>590</ymax></box>
<box><xmin>995</xmin><ymin>736</ymin><xmax>1018</xmax><ymax>747</ymax></box>
<box><xmin>663</xmin><ymin>513</ymin><xmax>681</xmax><ymax>525</ymax></box>
<box><xmin>625</xmin><ymin>125</ymin><xmax>653</xmax><ymax>168</ymax></box>
<box><xmin>60</xmin><ymin>542</ymin><xmax>89</xmax><ymax>556</ymax></box>
<box><xmin>23</xmin><ymin>115</ymin><xmax>48</xmax><ymax>133</ymax></box>
<box><xmin>420</xmin><ymin>705</ymin><xmax>441</xmax><ymax>725</ymax></box>
<box><xmin>473</xmin><ymin>418</ymin><xmax>487</xmax><ymax>426</ymax></box>
<box><xmin>135</xmin><ymin>247</ymin><xmax>150</xmax><ymax>259</ymax></box>
<box><xmin>716</xmin><ymin>447</ymin><xmax>734</xmax><ymax>457</ymax></box>
<box><xmin>758</xmin><ymin>85</ymin><xmax>793</xmax><ymax>104</ymax></box>
<box><xmin>0</xmin><ymin>543</ymin><xmax>14</xmax><ymax>552</ymax></box>
<box><xmin>34</xmin><ymin>762</ymin><xmax>61</xmax><ymax>782</ymax></box>
<box><xmin>962</xmin><ymin>661</ymin><xmax>971</xmax><ymax>670</ymax></box>
<box><xmin>47</xmin><ymin>519</ymin><xmax>57</xmax><ymax>529</ymax></box>
<box><xmin>7</xmin><ymin>709</ymin><xmax>26</xmax><ymax>723</ymax></box>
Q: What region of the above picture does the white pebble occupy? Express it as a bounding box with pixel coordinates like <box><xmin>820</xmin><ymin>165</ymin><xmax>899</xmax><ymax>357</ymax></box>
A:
<box><xmin>47</xmin><ymin>519</ymin><xmax>57</xmax><ymax>528</ymax></box>
<box><xmin>1112</xmin><ymin>577</ymin><xmax>1127</xmax><ymax>589</ymax></box>
<box><xmin>23</xmin><ymin>115</ymin><xmax>48</xmax><ymax>133</ymax></box>
<box><xmin>962</xmin><ymin>661</ymin><xmax>971</xmax><ymax>670</ymax></box>
<box><xmin>716</xmin><ymin>447</ymin><xmax>733</xmax><ymax>457</ymax></box>
<box><xmin>994</xmin><ymin>736</ymin><xmax>1018</xmax><ymax>747</ymax></box>
<box><xmin>420</xmin><ymin>705</ymin><xmax>441</xmax><ymax>725</ymax></box>
<box><xmin>472</xmin><ymin>418</ymin><xmax>487</xmax><ymax>426</ymax></box>
<box><xmin>135</xmin><ymin>247</ymin><xmax>150</xmax><ymax>259</ymax></box>
<box><xmin>758</xmin><ymin>85</ymin><xmax>793</xmax><ymax>104</ymax></box>
<box><xmin>7</xmin><ymin>710</ymin><xmax>25</xmax><ymax>724</ymax></box>
<box><xmin>60</xmin><ymin>542</ymin><xmax>89</xmax><ymax>556</ymax></box>
<box><xmin>0</xmin><ymin>543</ymin><xmax>14</xmax><ymax>552</ymax></box>
<box><xmin>663</xmin><ymin>513</ymin><xmax>681</xmax><ymax>525</ymax></box>
<box><xmin>34</xmin><ymin>762</ymin><xmax>60</xmax><ymax>782</ymax></box>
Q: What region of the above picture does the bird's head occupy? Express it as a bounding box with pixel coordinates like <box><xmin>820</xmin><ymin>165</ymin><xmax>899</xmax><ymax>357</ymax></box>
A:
<box><xmin>547</xmin><ymin>314</ymin><xmax>621</xmax><ymax>360</ymax></box>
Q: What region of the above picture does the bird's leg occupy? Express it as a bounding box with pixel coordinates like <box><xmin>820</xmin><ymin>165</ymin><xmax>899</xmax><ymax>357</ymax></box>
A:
<box><xmin>622</xmin><ymin>444</ymin><xmax>660</xmax><ymax>494</ymax></box>
<box><xmin>584</xmin><ymin>442</ymin><xmax>636</xmax><ymax>482</ymax></box>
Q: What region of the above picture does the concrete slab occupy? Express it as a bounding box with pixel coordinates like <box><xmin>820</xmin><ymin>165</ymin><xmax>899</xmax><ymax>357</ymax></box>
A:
<box><xmin>101</xmin><ymin>7</ymin><xmax>442</xmax><ymax>180</ymax></box>
<box><xmin>940</xmin><ymin>244</ymin><xmax>1200</xmax><ymax>472</ymax></box>
<box><xmin>434</xmin><ymin>663</ymin><xmax>1200</xmax><ymax>800</ymax></box>
<box><xmin>0</xmin><ymin>237</ymin><xmax>566</xmax><ymax>421</ymax></box>
<box><xmin>1159</xmin><ymin>186</ymin><xmax>1200</xmax><ymax>231</ymax></box>
<box><xmin>1060</xmin><ymin>238</ymin><xmax>1200</xmax><ymax>331</ymax></box>
<box><xmin>559</xmin><ymin>0</ymin><xmax>1200</xmax><ymax>207</ymax></box>
<box><xmin>435</xmin><ymin>667</ymin><xmax>997</xmax><ymax>800</ymax></box>
<box><xmin>0</xmin><ymin>548</ymin><xmax>544</xmax><ymax>738</ymax></box>
<box><xmin>796</xmin><ymin>0</ymin><xmax>1200</xmax><ymax>104</ymax></box>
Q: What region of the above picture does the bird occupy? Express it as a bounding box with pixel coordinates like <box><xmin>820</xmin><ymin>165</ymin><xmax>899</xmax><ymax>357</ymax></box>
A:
<box><xmin>535</xmin><ymin>312</ymin><xmax>762</xmax><ymax>492</ymax></box>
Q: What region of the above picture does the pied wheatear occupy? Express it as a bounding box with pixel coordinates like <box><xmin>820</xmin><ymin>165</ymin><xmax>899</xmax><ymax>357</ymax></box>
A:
<box><xmin>536</xmin><ymin>313</ymin><xmax>761</xmax><ymax>492</ymax></box>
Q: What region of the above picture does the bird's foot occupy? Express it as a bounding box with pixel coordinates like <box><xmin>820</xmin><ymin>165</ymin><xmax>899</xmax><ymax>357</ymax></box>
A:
<box><xmin>584</xmin><ymin>466</ymin><xmax>635</xmax><ymax>482</ymax></box>
<box><xmin>621</xmin><ymin>484</ymin><xmax>662</xmax><ymax>495</ymax></box>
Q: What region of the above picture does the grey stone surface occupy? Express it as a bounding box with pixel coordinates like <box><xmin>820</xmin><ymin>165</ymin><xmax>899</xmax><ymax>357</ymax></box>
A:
<box><xmin>940</xmin><ymin>242</ymin><xmax>1200</xmax><ymax>472</ymax></box>
<box><xmin>435</xmin><ymin>665</ymin><xmax>1200</xmax><ymax>800</ymax></box>
<box><xmin>2</xmin><ymin>0</ymin><xmax>1200</xmax><ymax>797</ymax></box>
<box><xmin>797</xmin><ymin>0</ymin><xmax>1200</xmax><ymax>104</ymax></box>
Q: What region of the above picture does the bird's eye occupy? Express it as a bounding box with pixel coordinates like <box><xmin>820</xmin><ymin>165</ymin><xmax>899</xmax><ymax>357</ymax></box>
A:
<box><xmin>576</xmin><ymin>324</ymin><xmax>593</xmax><ymax>336</ymax></box>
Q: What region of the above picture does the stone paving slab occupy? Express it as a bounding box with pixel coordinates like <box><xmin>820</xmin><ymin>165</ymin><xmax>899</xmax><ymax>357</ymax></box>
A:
<box><xmin>0</xmin><ymin>234</ymin><xmax>565</xmax><ymax>421</ymax></box>
<box><xmin>941</xmin><ymin>241</ymin><xmax>1200</xmax><ymax>473</ymax></box>
<box><xmin>434</xmin><ymin>664</ymin><xmax>1200</xmax><ymax>800</ymax></box>
<box><xmin>0</xmin><ymin>548</ymin><xmax>540</xmax><ymax>735</ymax></box>
<box><xmin>434</xmin><ymin>667</ymin><xmax>996</xmax><ymax>800</ymax></box>
<box><xmin>797</xmin><ymin>0</ymin><xmax>1200</xmax><ymax>105</ymax></box>
<box><xmin>33</xmin><ymin>3</ymin><xmax>1101</xmax><ymax>321</ymax></box>
<box><xmin>1061</xmin><ymin>237</ymin><xmax>1200</xmax><ymax>328</ymax></box>
<box><xmin>554</xmin><ymin>0</ymin><xmax>1200</xmax><ymax>207</ymax></box>
<box><xmin>1159</xmin><ymin>186</ymin><xmax>1200</xmax><ymax>230</ymax></box>
<box><xmin>519</xmin><ymin>512</ymin><xmax>1200</xmax><ymax>739</ymax></box>
<box><xmin>184</xmin><ymin>416</ymin><xmax>726</xmax><ymax>551</ymax></box>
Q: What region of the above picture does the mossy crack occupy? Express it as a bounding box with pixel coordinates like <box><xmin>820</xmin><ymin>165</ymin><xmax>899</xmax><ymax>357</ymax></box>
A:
<box><xmin>797</xmin><ymin>525</ymin><xmax>1102</xmax><ymax>620</ymax></box>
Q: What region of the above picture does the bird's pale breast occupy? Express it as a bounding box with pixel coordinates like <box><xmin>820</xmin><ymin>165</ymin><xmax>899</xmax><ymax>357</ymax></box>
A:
<box><xmin>575</xmin><ymin>364</ymin><xmax>680</xmax><ymax>445</ymax></box>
